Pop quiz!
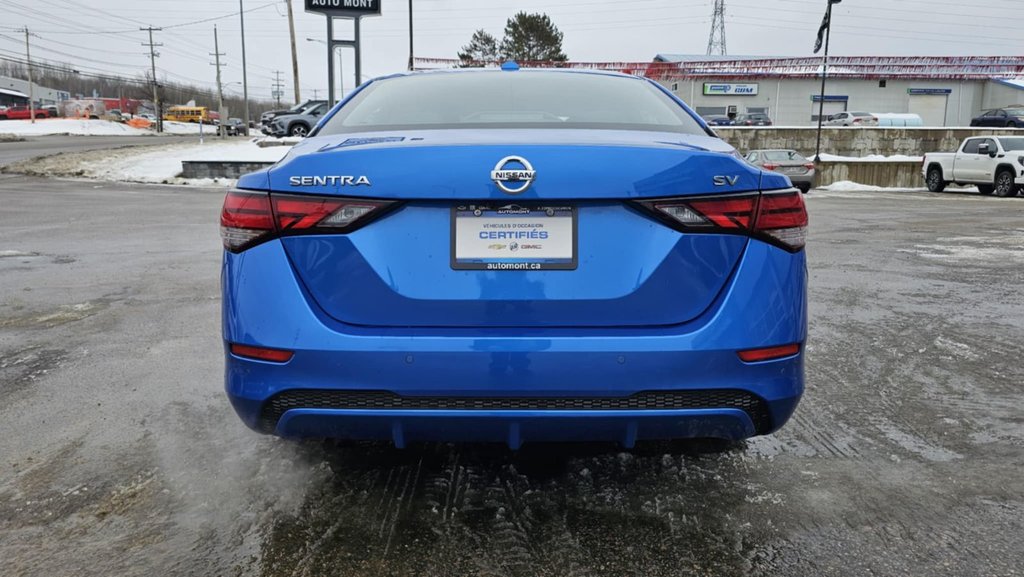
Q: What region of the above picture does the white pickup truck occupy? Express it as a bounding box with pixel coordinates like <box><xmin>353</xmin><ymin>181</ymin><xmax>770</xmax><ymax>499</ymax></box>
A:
<box><xmin>922</xmin><ymin>136</ymin><xmax>1024</xmax><ymax>197</ymax></box>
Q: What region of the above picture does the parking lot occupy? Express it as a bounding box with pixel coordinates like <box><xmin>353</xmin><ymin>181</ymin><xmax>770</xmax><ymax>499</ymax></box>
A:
<box><xmin>0</xmin><ymin>174</ymin><xmax>1022</xmax><ymax>576</ymax></box>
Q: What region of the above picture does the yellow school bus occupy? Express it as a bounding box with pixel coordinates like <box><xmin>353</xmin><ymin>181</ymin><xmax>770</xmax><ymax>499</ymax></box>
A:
<box><xmin>163</xmin><ymin>106</ymin><xmax>210</xmax><ymax>123</ymax></box>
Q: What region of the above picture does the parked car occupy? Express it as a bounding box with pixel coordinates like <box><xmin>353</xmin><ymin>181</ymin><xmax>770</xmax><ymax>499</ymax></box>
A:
<box><xmin>824</xmin><ymin>111</ymin><xmax>878</xmax><ymax>127</ymax></box>
<box><xmin>745</xmin><ymin>149</ymin><xmax>815</xmax><ymax>193</ymax></box>
<box><xmin>0</xmin><ymin>105</ymin><xmax>48</xmax><ymax>120</ymax></box>
<box><xmin>922</xmin><ymin>136</ymin><xmax>1024</xmax><ymax>197</ymax></box>
<box><xmin>266</xmin><ymin>103</ymin><xmax>327</xmax><ymax>137</ymax></box>
<box><xmin>260</xmin><ymin>99</ymin><xmax>327</xmax><ymax>132</ymax></box>
<box><xmin>223</xmin><ymin>117</ymin><xmax>248</xmax><ymax>136</ymax></box>
<box><xmin>41</xmin><ymin>104</ymin><xmax>59</xmax><ymax>118</ymax></box>
<box><xmin>970</xmin><ymin>107</ymin><xmax>1024</xmax><ymax>128</ymax></box>
<box><xmin>736</xmin><ymin>113</ymin><xmax>773</xmax><ymax>126</ymax></box>
<box><xmin>220</xmin><ymin>69</ymin><xmax>809</xmax><ymax>446</ymax></box>
<box><xmin>702</xmin><ymin>114</ymin><xmax>735</xmax><ymax>126</ymax></box>
<box><xmin>138</xmin><ymin>113</ymin><xmax>158</xmax><ymax>122</ymax></box>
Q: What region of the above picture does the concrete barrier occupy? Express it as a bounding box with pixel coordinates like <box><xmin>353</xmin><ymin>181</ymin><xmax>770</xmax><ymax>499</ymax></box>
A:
<box><xmin>815</xmin><ymin>161</ymin><xmax>923</xmax><ymax>188</ymax></box>
<box><xmin>181</xmin><ymin>160</ymin><xmax>275</xmax><ymax>179</ymax></box>
<box><xmin>716</xmin><ymin>127</ymin><xmax>1020</xmax><ymax>158</ymax></box>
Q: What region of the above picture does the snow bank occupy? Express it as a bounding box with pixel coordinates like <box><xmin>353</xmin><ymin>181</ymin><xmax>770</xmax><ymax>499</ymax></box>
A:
<box><xmin>819</xmin><ymin>180</ymin><xmax>978</xmax><ymax>193</ymax></box>
<box><xmin>78</xmin><ymin>141</ymin><xmax>289</xmax><ymax>185</ymax></box>
<box><xmin>0</xmin><ymin>118</ymin><xmax>209</xmax><ymax>136</ymax></box>
<box><xmin>0</xmin><ymin>118</ymin><xmax>150</xmax><ymax>136</ymax></box>
<box><xmin>819</xmin><ymin>180</ymin><xmax>927</xmax><ymax>192</ymax></box>
<box><xmin>818</xmin><ymin>153</ymin><xmax>924</xmax><ymax>163</ymax></box>
<box><xmin>3</xmin><ymin>140</ymin><xmax>289</xmax><ymax>187</ymax></box>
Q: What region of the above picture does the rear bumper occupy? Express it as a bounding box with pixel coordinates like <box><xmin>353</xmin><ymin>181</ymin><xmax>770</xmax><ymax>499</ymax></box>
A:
<box><xmin>223</xmin><ymin>238</ymin><xmax>807</xmax><ymax>445</ymax></box>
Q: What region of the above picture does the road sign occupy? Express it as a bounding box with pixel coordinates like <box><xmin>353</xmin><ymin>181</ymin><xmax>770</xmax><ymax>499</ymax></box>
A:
<box><xmin>305</xmin><ymin>0</ymin><xmax>381</xmax><ymax>17</ymax></box>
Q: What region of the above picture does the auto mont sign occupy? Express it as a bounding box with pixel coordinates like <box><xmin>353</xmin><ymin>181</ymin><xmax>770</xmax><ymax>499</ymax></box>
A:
<box><xmin>305</xmin><ymin>0</ymin><xmax>381</xmax><ymax>17</ymax></box>
<box><xmin>703</xmin><ymin>83</ymin><xmax>759</xmax><ymax>96</ymax></box>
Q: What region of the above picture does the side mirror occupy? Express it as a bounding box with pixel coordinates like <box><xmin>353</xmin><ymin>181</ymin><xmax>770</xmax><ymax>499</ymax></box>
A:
<box><xmin>978</xmin><ymin>143</ymin><xmax>991</xmax><ymax>156</ymax></box>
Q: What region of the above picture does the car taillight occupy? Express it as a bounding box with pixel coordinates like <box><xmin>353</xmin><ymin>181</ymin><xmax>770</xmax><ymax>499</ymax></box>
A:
<box><xmin>220</xmin><ymin>190</ymin><xmax>395</xmax><ymax>252</ymax></box>
<box><xmin>762</xmin><ymin>163</ymin><xmax>779</xmax><ymax>171</ymax></box>
<box><xmin>637</xmin><ymin>189</ymin><xmax>807</xmax><ymax>251</ymax></box>
<box><xmin>853</xmin><ymin>118</ymin><xmax>862</xmax><ymax>124</ymax></box>
<box><xmin>803</xmin><ymin>162</ymin><xmax>815</xmax><ymax>170</ymax></box>
<box><xmin>220</xmin><ymin>191</ymin><xmax>275</xmax><ymax>251</ymax></box>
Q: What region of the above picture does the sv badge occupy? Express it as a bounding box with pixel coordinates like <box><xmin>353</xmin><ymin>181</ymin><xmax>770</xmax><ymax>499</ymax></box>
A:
<box><xmin>713</xmin><ymin>175</ymin><xmax>740</xmax><ymax>186</ymax></box>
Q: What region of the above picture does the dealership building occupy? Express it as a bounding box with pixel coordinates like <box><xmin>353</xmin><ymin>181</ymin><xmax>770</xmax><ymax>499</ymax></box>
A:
<box><xmin>651</xmin><ymin>55</ymin><xmax>1024</xmax><ymax>126</ymax></box>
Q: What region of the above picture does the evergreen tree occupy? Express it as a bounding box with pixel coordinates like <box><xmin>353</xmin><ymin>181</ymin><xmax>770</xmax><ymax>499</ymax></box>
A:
<box><xmin>499</xmin><ymin>12</ymin><xmax>568</xmax><ymax>63</ymax></box>
<box><xmin>458</xmin><ymin>29</ymin><xmax>499</xmax><ymax>67</ymax></box>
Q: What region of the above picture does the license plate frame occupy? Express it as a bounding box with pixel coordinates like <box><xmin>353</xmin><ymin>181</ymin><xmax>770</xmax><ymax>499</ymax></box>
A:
<box><xmin>450</xmin><ymin>203</ymin><xmax>578</xmax><ymax>271</ymax></box>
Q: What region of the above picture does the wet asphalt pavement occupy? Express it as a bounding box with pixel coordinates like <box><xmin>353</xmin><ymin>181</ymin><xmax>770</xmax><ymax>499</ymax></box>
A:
<box><xmin>0</xmin><ymin>175</ymin><xmax>1022</xmax><ymax>577</ymax></box>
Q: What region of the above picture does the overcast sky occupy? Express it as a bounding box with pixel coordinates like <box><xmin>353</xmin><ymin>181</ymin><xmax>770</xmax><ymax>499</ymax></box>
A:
<box><xmin>0</xmin><ymin>0</ymin><xmax>1021</xmax><ymax>103</ymax></box>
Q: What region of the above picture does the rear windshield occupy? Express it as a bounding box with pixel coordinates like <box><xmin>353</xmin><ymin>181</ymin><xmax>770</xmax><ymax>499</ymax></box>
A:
<box><xmin>316</xmin><ymin>71</ymin><xmax>708</xmax><ymax>136</ymax></box>
<box><xmin>763</xmin><ymin>150</ymin><xmax>805</xmax><ymax>162</ymax></box>
<box><xmin>851</xmin><ymin>112</ymin><xmax>873</xmax><ymax>117</ymax></box>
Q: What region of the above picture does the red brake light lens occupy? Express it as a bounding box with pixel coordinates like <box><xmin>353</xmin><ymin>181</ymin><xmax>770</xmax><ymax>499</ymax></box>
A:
<box><xmin>230</xmin><ymin>343</ymin><xmax>294</xmax><ymax>363</ymax></box>
<box><xmin>738</xmin><ymin>343</ymin><xmax>801</xmax><ymax>363</ymax></box>
<box><xmin>220</xmin><ymin>190</ymin><xmax>395</xmax><ymax>252</ymax></box>
<box><xmin>762</xmin><ymin>163</ymin><xmax>779</xmax><ymax>171</ymax></box>
<box><xmin>640</xmin><ymin>189</ymin><xmax>807</xmax><ymax>252</ymax></box>
<box><xmin>755</xmin><ymin>190</ymin><xmax>808</xmax><ymax>250</ymax></box>
<box><xmin>221</xmin><ymin>191</ymin><xmax>274</xmax><ymax>251</ymax></box>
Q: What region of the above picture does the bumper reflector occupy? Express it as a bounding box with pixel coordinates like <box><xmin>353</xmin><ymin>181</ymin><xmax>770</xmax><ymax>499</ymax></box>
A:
<box><xmin>230</xmin><ymin>344</ymin><xmax>294</xmax><ymax>363</ymax></box>
<box><xmin>737</xmin><ymin>343</ymin><xmax>801</xmax><ymax>363</ymax></box>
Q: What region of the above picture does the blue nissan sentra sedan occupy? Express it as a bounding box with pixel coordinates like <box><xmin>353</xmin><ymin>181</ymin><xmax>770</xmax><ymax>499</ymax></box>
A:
<box><xmin>220</xmin><ymin>66</ymin><xmax>807</xmax><ymax>448</ymax></box>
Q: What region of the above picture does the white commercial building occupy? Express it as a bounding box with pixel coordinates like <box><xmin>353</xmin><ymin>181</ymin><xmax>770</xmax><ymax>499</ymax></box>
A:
<box><xmin>652</xmin><ymin>55</ymin><xmax>1024</xmax><ymax>127</ymax></box>
<box><xmin>0</xmin><ymin>75</ymin><xmax>70</xmax><ymax>106</ymax></box>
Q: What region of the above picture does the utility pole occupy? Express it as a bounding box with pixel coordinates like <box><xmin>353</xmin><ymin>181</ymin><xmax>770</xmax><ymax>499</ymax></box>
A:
<box><xmin>286</xmin><ymin>0</ymin><xmax>300</xmax><ymax>103</ymax></box>
<box><xmin>211</xmin><ymin>25</ymin><xmax>226</xmax><ymax>138</ymax></box>
<box><xmin>239</xmin><ymin>0</ymin><xmax>251</xmax><ymax>130</ymax></box>
<box><xmin>23</xmin><ymin>27</ymin><xmax>35</xmax><ymax>124</ymax></box>
<box><xmin>706</xmin><ymin>0</ymin><xmax>727</xmax><ymax>56</ymax></box>
<box><xmin>407</xmin><ymin>0</ymin><xmax>414</xmax><ymax>71</ymax></box>
<box><xmin>272</xmin><ymin>70</ymin><xmax>284</xmax><ymax>107</ymax></box>
<box><xmin>141</xmin><ymin>26</ymin><xmax>163</xmax><ymax>133</ymax></box>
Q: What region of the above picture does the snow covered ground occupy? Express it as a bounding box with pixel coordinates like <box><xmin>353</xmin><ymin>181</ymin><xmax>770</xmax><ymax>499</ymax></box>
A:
<box><xmin>818</xmin><ymin>180</ymin><xmax>978</xmax><ymax>193</ymax></box>
<box><xmin>3</xmin><ymin>139</ymin><xmax>290</xmax><ymax>186</ymax></box>
<box><xmin>0</xmin><ymin>118</ymin><xmax>208</xmax><ymax>136</ymax></box>
<box><xmin>818</xmin><ymin>153</ymin><xmax>924</xmax><ymax>163</ymax></box>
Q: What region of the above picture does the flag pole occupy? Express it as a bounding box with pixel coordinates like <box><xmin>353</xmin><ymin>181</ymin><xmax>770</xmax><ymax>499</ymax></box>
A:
<box><xmin>814</xmin><ymin>0</ymin><xmax>835</xmax><ymax>163</ymax></box>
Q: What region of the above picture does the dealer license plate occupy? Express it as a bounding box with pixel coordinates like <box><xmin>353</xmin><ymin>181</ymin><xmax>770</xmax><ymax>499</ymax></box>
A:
<box><xmin>451</xmin><ymin>204</ymin><xmax>577</xmax><ymax>270</ymax></box>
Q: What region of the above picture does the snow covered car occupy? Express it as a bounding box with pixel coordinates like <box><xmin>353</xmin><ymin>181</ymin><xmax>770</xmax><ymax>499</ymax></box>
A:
<box><xmin>220</xmin><ymin>67</ymin><xmax>808</xmax><ymax>447</ymax></box>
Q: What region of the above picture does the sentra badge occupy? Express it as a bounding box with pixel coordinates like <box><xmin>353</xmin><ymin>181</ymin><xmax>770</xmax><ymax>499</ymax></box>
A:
<box><xmin>289</xmin><ymin>175</ymin><xmax>372</xmax><ymax>186</ymax></box>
